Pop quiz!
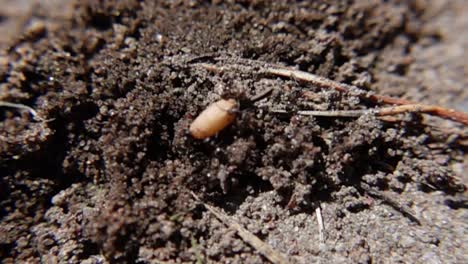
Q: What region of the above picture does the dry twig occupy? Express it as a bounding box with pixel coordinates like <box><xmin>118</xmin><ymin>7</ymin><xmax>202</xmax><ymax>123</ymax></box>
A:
<box><xmin>191</xmin><ymin>192</ymin><xmax>290</xmax><ymax>264</ymax></box>
<box><xmin>359</xmin><ymin>183</ymin><xmax>422</xmax><ymax>225</ymax></box>
<box><xmin>196</xmin><ymin>62</ymin><xmax>468</xmax><ymax>125</ymax></box>
<box><xmin>272</xmin><ymin>104</ymin><xmax>468</xmax><ymax>124</ymax></box>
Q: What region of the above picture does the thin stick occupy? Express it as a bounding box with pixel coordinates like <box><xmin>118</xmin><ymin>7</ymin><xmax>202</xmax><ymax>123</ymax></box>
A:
<box><xmin>266</xmin><ymin>69</ymin><xmax>467</xmax><ymax>125</ymax></box>
<box><xmin>197</xmin><ymin>63</ymin><xmax>468</xmax><ymax>125</ymax></box>
<box><xmin>0</xmin><ymin>101</ymin><xmax>51</xmax><ymax>122</ymax></box>
<box><xmin>283</xmin><ymin>104</ymin><xmax>468</xmax><ymax>125</ymax></box>
<box><xmin>264</xmin><ymin>68</ymin><xmax>415</xmax><ymax>105</ymax></box>
<box><xmin>191</xmin><ymin>192</ymin><xmax>290</xmax><ymax>264</ymax></box>
<box><xmin>296</xmin><ymin>109</ymin><xmax>369</xmax><ymax>117</ymax></box>
<box><xmin>265</xmin><ymin>67</ymin><xmax>351</xmax><ymax>93</ymax></box>
<box><xmin>377</xmin><ymin>104</ymin><xmax>468</xmax><ymax>124</ymax></box>
<box><xmin>251</xmin><ymin>87</ymin><xmax>273</xmax><ymax>102</ymax></box>
<box><xmin>270</xmin><ymin>108</ymin><xmax>367</xmax><ymax>118</ymax></box>
<box><xmin>315</xmin><ymin>206</ymin><xmax>325</xmax><ymax>244</ymax></box>
<box><xmin>359</xmin><ymin>183</ymin><xmax>422</xmax><ymax>225</ymax></box>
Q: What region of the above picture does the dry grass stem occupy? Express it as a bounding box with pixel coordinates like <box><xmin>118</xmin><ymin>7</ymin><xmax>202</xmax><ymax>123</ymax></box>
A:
<box><xmin>191</xmin><ymin>192</ymin><xmax>290</xmax><ymax>264</ymax></box>
<box><xmin>196</xmin><ymin>62</ymin><xmax>468</xmax><ymax>125</ymax></box>
<box><xmin>359</xmin><ymin>184</ymin><xmax>422</xmax><ymax>225</ymax></box>
<box><xmin>290</xmin><ymin>104</ymin><xmax>468</xmax><ymax>124</ymax></box>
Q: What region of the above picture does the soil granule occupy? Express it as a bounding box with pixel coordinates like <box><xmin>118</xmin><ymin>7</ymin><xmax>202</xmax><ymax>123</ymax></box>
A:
<box><xmin>0</xmin><ymin>0</ymin><xmax>467</xmax><ymax>263</ymax></box>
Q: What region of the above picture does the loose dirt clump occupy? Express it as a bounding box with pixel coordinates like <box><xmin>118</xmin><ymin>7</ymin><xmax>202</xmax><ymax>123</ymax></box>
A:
<box><xmin>0</xmin><ymin>0</ymin><xmax>466</xmax><ymax>263</ymax></box>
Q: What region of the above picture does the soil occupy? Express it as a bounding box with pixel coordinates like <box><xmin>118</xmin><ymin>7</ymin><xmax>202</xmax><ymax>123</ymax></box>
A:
<box><xmin>0</xmin><ymin>0</ymin><xmax>467</xmax><ymax>263</ymax></box>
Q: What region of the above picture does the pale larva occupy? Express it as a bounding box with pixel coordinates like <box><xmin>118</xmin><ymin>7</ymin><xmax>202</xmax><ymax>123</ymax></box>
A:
<box><xmin>189</xmin><ymin>99</ymin><xmax>238</xmax><ymax>139</ymax></box>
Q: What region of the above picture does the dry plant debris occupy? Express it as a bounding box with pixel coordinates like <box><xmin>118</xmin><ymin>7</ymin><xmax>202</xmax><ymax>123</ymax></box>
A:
<box><xmin>196</xmin><ymin>61</ymin><xmax>468</xmax><ymax>126</ymax></box>
<box><xmin>358</xmin><ymin>183</ymin><xmax>421</xmax><ymax>225</ymax></box>
<box><xmin>191</xmin><ymin>192</ymin><xmax>290</xmax><ymax>264</ymax></box>
<box><xmin>315</xmin><ymin>206</ymin><xmax>325</xmax><ymax>244</ymax></box>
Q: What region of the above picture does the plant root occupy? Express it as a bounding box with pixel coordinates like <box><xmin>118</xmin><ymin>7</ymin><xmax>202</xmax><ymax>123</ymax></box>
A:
<box><xmin>0</xmin><ymin>101</ymin><xmax>53</xmax><ymax>122</ymax></box>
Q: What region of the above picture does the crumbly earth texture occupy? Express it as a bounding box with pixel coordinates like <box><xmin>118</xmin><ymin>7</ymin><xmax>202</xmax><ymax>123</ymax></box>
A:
<box><xmin>0</xmin><ymin>0</ymin><xmax>467</xmax><ymax>263</ymax></box>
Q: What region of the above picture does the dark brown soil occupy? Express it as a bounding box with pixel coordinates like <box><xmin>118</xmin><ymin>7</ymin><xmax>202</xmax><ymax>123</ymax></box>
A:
<box><xmin>0</xmin><ymin>0</ymin><xmax>467</xmax><ymax>263</ymax></box>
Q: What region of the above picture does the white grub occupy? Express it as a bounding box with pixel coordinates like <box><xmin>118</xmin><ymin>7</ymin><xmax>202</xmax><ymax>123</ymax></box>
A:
<box><xmin>189</xmin><ymin>99</ymin><xmax>237</xmax><ymax>139</ymax></box>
